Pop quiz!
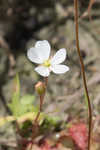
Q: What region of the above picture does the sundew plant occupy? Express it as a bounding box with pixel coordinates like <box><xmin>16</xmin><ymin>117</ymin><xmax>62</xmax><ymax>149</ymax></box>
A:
<box><xmin>26</xmin><ymin>1</ymin><xmax>92</xmax><ymax>150</ymax></box>
<box><xmin>27</xmin><ymin>40</ymin><xmax>70</xmax><ymax>149</ymax></box>
<box><xmin>0</xmin><ymin>0</ymin><xmax>94</xmax><ymax>150</ymax></box>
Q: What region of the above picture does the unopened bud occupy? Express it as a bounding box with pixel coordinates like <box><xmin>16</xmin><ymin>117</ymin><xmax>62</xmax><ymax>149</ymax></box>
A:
<box><xmin>35</xmin><ymin>81</ymin><xmax>45</xmax><ymax>95</ymax></box>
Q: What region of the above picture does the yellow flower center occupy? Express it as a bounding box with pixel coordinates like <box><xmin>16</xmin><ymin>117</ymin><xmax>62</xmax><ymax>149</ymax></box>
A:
<box><xmin>43</xmin><ymin>59</ymin><xmax>51</xmax><ymax>67</ymax></box>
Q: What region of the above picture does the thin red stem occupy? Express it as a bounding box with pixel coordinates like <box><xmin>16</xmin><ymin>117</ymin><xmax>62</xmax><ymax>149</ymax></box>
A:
<box><xmin>30</xmin><ymin>77</ymin><xmax>48</xmax><ymax>150</ymax></box>
<box><xmin>74</xmin><ymin>0</ymin><xmax>92</xmax><ymax>150</ymax></box>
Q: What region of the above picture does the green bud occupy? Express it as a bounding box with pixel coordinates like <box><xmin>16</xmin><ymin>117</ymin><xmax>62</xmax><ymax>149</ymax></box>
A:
<box><xmin>35</xmin><ymin>81</ymin><xmax>45</xmax><ymax>95</ymax></box>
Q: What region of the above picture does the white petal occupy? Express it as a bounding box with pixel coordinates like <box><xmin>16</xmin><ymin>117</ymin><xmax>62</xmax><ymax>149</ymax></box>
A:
<box><xmin>27</xmin><ymin>47</ymin><xmax>43</xmax><ymax>64</ymax></box>
<box><xmin>51</xmin><ymin>48</ymin><xmax>67</xmax><ymax>65</ymax></box>
<box><xmin>35</xmin><ymin>66</ymin><xmax>50</xmax><ymax>77</ymax></box>
<box><xmin>51</xmin><ymin>64</ymin><xmax>69</xmax><ymax>74</ymax></box>
<box><xmin>35</xmin><ymin>40</ymin><xmax>51</xmax><ymax>61</ymax></box>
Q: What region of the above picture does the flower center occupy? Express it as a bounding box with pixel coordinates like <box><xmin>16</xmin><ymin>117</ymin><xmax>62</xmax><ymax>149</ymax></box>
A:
<box><xmin>43</xmin><ymin>59</ymin><xmax>51</xmax><ymax>67</ymax></box>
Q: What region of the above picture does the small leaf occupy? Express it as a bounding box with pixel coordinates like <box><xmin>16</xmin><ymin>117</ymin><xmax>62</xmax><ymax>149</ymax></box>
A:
<box><xmin>8</xmin><ymin>73</ymin><xmax>20</xmax><ymax>116</ymax></box>
<box><xmin>0</xmin><ymin>112</ymin><xmax>43</xmax><ymax>127</ymax></box>
<box><xmin>8</xmin><ymin>74</ymin><xmax>36</xmax><ymax>117</ymax></box>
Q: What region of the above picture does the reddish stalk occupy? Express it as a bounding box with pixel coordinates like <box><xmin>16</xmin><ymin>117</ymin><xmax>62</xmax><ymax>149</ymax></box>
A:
<box><xmin>30</xmin><ymin>77</ymin><xmax>48</xmax><ymax>150</ymax></box>
<box><xmin>74</xmin><ymin>0</ymin><xmax>92</xmax><ymax>150</ymax></box>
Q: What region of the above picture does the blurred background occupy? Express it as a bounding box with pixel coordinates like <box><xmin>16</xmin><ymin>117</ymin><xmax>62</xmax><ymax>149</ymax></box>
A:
<box><xmin>0</xmin><ymin>0</ymin><xmax>100</xmax><ymax>149</ymax></box>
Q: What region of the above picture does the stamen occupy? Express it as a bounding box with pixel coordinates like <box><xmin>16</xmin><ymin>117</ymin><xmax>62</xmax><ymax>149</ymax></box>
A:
<box><xmin>43</xmin><ymin>60</ymin><xmax>51</xmax><ymax>67</ymax></box>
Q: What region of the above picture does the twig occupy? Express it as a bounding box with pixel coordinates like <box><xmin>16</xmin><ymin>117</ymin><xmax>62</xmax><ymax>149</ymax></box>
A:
<box><xmin>74</xmin><ymin>0</ymin><xmax>92</xmax><ymax>150</ymax></box>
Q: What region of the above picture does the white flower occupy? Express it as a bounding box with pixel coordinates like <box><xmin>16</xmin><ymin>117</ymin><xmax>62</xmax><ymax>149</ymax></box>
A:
<box><xmin>27</xmin><ymin>40</ymin><xmax>69</xmax><ymax>77</ymax></box>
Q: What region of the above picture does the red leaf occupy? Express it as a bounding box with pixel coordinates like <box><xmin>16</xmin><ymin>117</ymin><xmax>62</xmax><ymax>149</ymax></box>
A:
<box><xmin>40</xmin><ymin>140</ymin><xmax>51</xmax><ymax>150</ymax></box>
<box><xmin>69</xmin><ymin>123</ymin><xmax>88</xmax><ymax>150</ymax></box>
<box><xmin>40</xmin><ymin>140</ymin><xmax>58</xmax><ymax>150</ymax></box>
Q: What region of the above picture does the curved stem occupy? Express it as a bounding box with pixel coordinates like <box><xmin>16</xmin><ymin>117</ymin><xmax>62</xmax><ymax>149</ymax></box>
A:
<box><xmin>74</xmin><ymin>0</ymin><xmax>92</xmax><ymax>150</ymax></box>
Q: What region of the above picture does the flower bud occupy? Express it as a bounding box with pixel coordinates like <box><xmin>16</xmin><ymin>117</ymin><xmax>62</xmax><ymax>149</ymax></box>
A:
<box><xmin>35</xmin><ymin>81</ymin><xmax>45</xmax><ymax>95</ymax></box>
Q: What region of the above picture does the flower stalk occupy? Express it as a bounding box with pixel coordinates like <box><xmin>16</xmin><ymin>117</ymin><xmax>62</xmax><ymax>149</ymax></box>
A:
<box><xmin>30</xmin><ymin>77</ymin><xmax>48</xmax><ymax>150</ymax></box>
<box><xmin>74</xmin><ymin>0</ymin><xmax>92</xmax><ymax>149</ymax></box>
<box><xmin>27</xmin><ymin>35</ymin><xmax>69</xmax><ymax>150</ymax></box>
